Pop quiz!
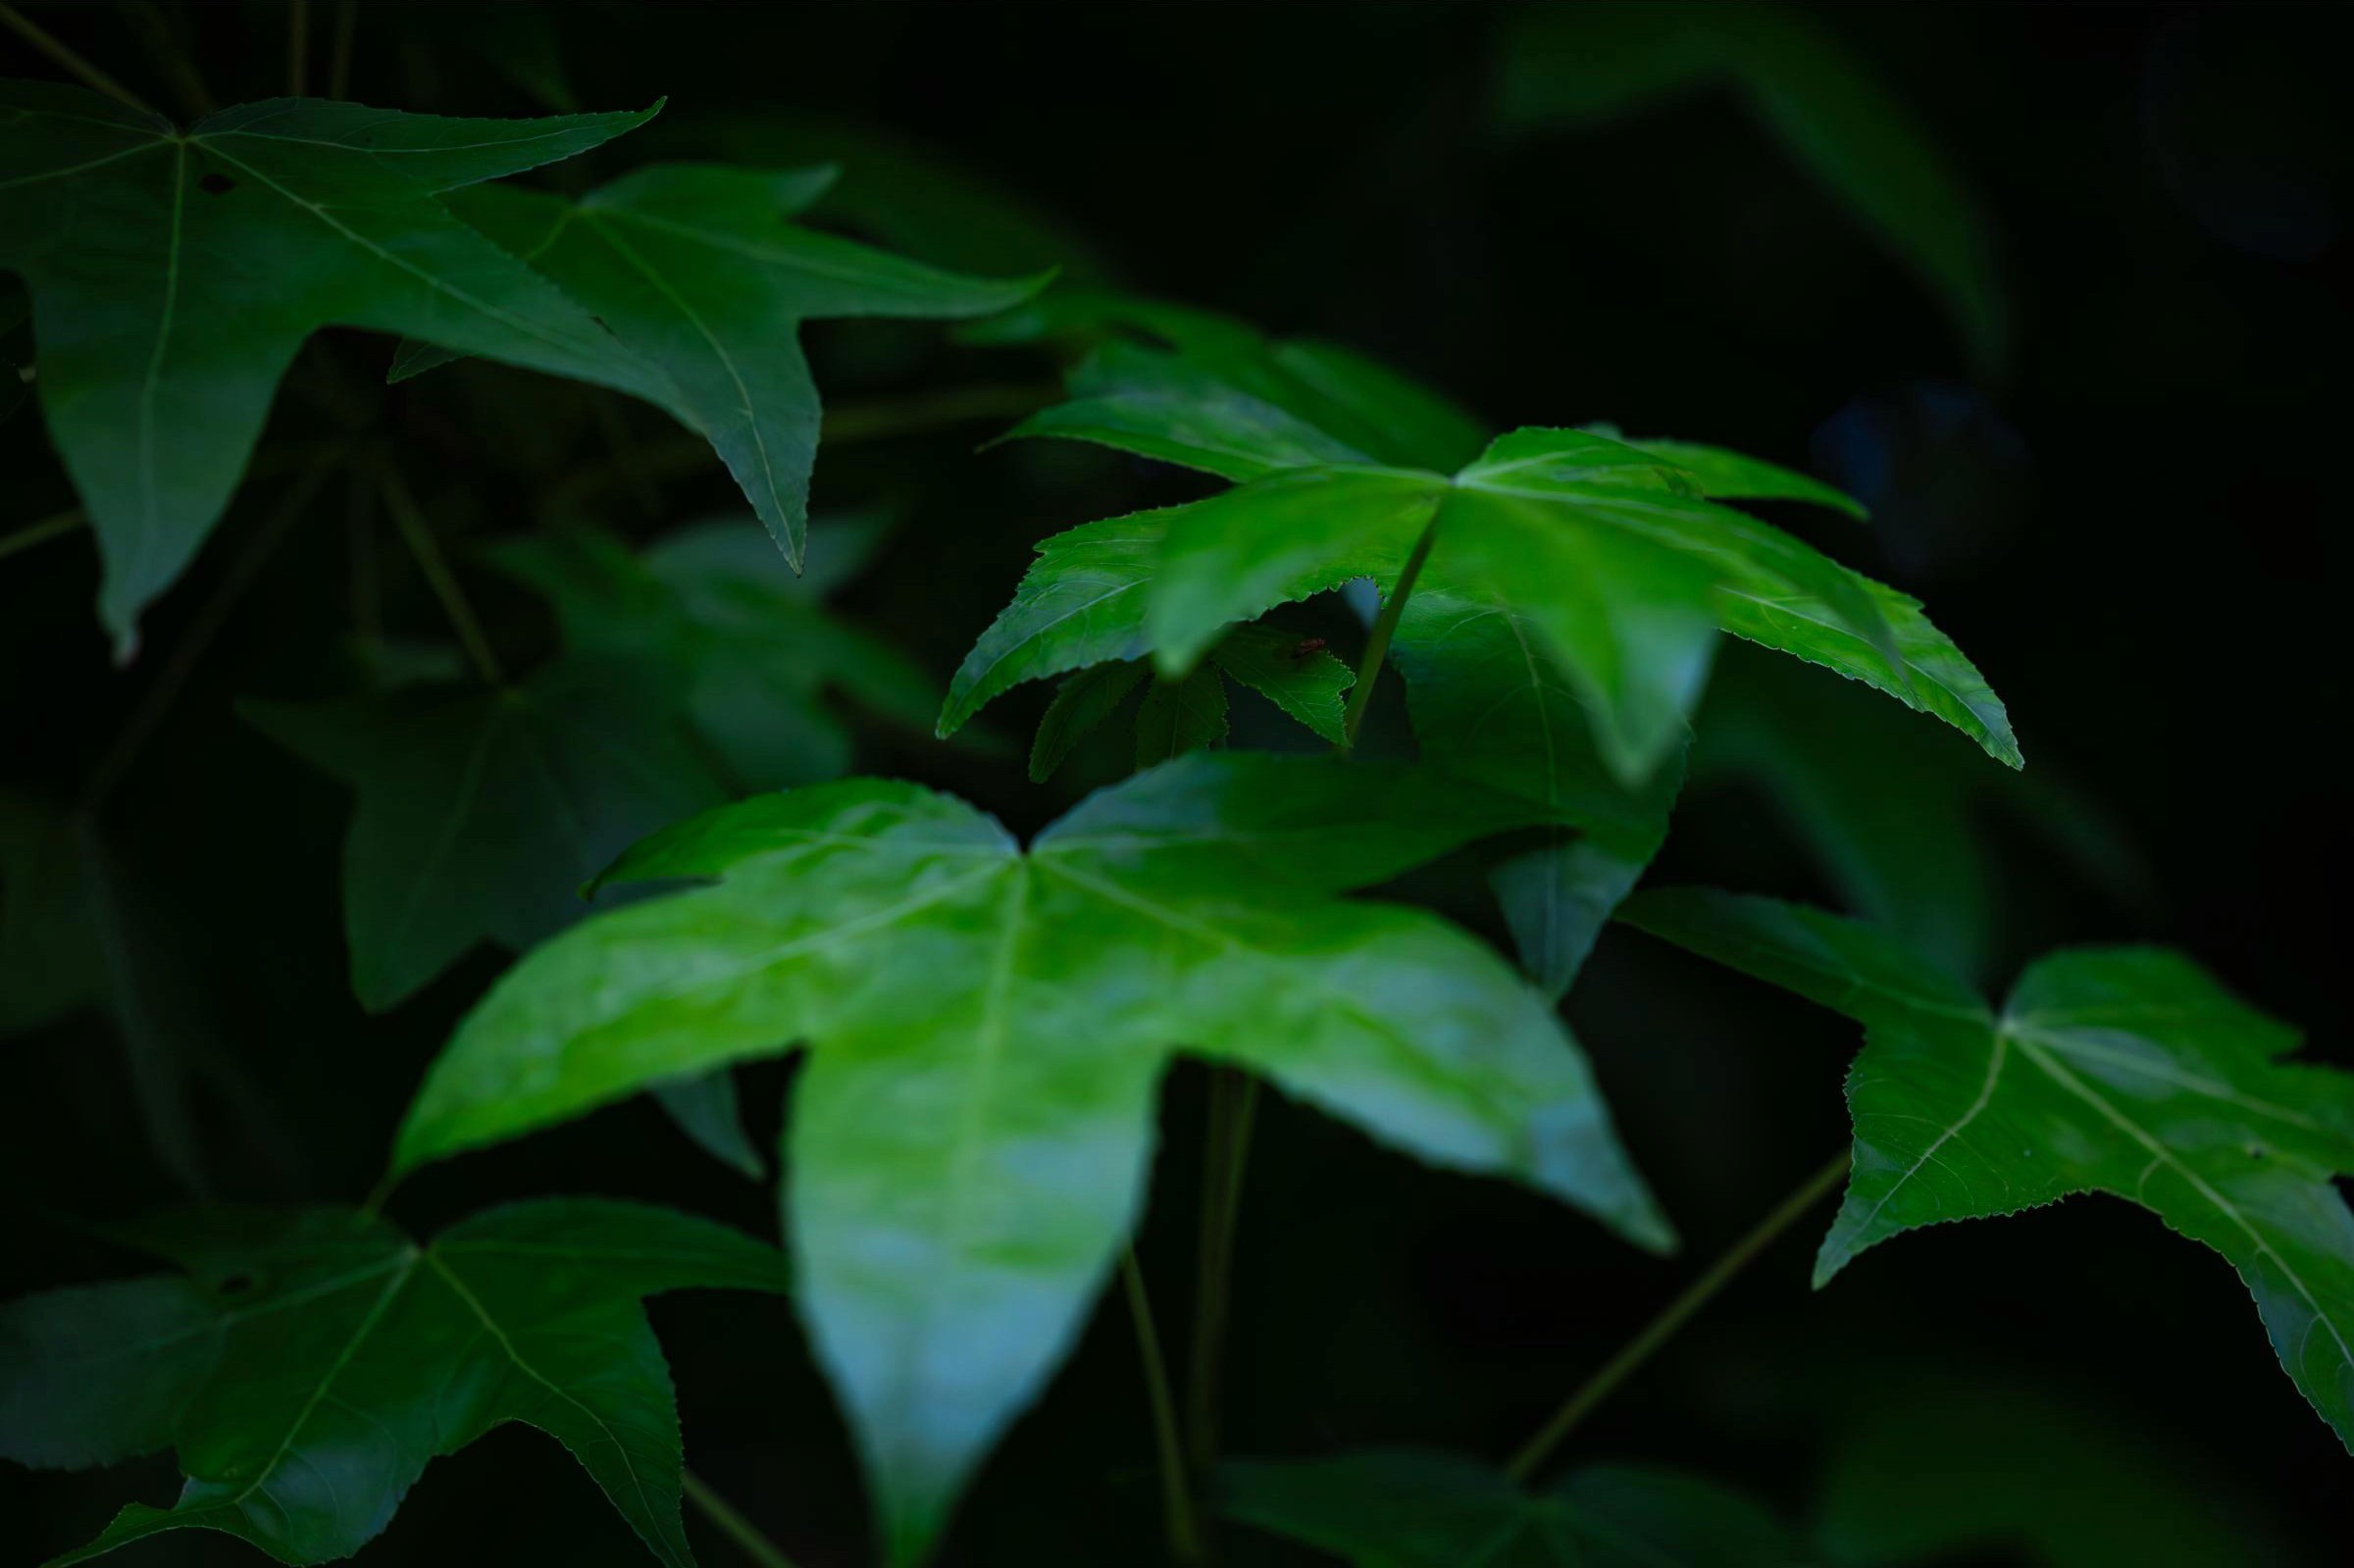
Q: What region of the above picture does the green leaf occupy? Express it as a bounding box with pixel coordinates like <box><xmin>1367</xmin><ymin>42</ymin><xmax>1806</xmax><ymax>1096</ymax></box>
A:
<box><xmin>0</xmin><ymin>85</ymin><xmax>673</xmax><ymax>650</ymax></box>
<box><xmin>1134</xmin><ymin>663</ymin><xmax>1229</xmax><ymax>767</ymax></box>
<box><xmin>1027</xmin><ymin>661</ymin><xmax>1148</xmax><ymax>782</ymax></box>
<box><xmin>441</xmin><ymin>163</ymin><xmax>1045</xmax><ymax>567</ymax></box>
<box><xmin>1391</xmin><ymin>589</ymin><xmax>1684</xmax><ymax>995</ymax></box>
<box><xmin>491</xmin><ymin>515</ymin><xmax>935</xmax><ymax>791</ymax></box>
<box><xmin>394</xmin><ymin>753</ymin><xmax>1671</xmax><ymax>1562</ymax></box>
<box><xmin>0</xmin><ymin>1198</ymin><xmax>788</xmax><ymax>1566</ymax></box>
<box><xmin>1608</xmin><ymin>432</ymin><xmax>1869</xmax><ymax>520</ymax></box>
<box><xmin>976</xmin><ymin>289</ymin><xmax>1488</xmax><ymax>473</ymax></box>
<box><xmin>243</xmin><ymin>658</ymin><xmax>729</xmax><ymax>1011</ymax></box>
<box><xmin>1620</xmin><ymin>887</ymin><xmax>2354</xmax><ymax>1451</ymax></box>
<box><xmin>1218</xmin><ymin>1449</ymin><xmax>1803</xmax><ymax>1567</ymax></box>
<box><xmin>1498</xmin><ymin>2</ymin><xmax>2008</xmax><ymax>376</ymax></box>
<box><xmin>648</xmin><ymin>1067</ymin><xmax>765</xmax><ymax>1180</ymax></box>
<box><xmin>1209</xmin><ymin>624</ymin><xmax>1356</xmax><ymax>745</ymax></box>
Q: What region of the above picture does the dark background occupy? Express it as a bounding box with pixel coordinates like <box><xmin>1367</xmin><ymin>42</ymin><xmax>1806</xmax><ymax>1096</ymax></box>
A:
<box><xmin>3</xmin><ymin>2</ymin><xmax>2347</xmax><ymax>1563</ymax></box>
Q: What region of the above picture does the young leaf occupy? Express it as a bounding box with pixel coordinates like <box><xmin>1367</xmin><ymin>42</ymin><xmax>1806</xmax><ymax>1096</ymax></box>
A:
<box><xmin>435</xmin><ymin>163</ymin><xmax>1046</xmax><ymax>566</ymax></box>
<box><xmin>0</xmin><ymin>1198</ymin><xmax>788</xmax><ymax>1566</ymax></box>
<box><xmin>1217</xmin><ymin>1450</ymin><xmax>1803</xmax><ymax>1567</ymax></box>
<box><xmin>973</xmin><ymin>316</ymin><xmax>2012</xmax><ymax>786</ymax></box>
<box><xmin>1620</xmin><ymin>887</ymin><xmax>2354</xmax><ymax>1451</ymax></box>
<box><xmin>392</xmin><ymin>753</ymin><xmax>1671</xmax><ymax>1563</ymax></box>
<box><xmin>1497</xmin><ymin>2</ymin><xmax>2008</xmax><ymax>376</ymax></box>
<box><xmin>0</xmin><ymin>85</ymin><xmax>673</xmax><ymax>649</ymax></box>
<box><xmin>491</xmin><ymin>516</ymin><xmax>936</xmax><ymax>791</ymax></box>
<box><xmin>243</xmin><ymin>658</ymin><xmax>729</xmax><ymax>1011</ymax></box>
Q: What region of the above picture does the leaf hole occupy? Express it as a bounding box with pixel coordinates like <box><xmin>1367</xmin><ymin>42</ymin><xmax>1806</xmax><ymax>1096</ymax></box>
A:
<box><xmin>199</xmin><ymin>173</ymin><xmax>236</xmax><ymax>196</ymax></box>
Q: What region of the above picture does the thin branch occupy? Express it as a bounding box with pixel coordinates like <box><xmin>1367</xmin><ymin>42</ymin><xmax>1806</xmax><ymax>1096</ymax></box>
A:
<box><xmin>683</xmin><ymin>1469</ymin><xmax>800</xmax><ymax>1568</ymax></box>
<box><xmin>80</xmin><ymin>457</ymin><xmax>340</xmax><ymax>813</ymax></box>
<box><xmin>377</xmin><ymin>463</ymin><xmax>505</xmax><ymax>687</ymax></box>
<box><xmin>1122</xmin><ymin>1249</ymin><xmax>1203</xmax><ymax>1564</ymax></box>
<box><xmin>0</xmin><ymin>2</ymin><xmax>156</xmax><ymax>114</ymax></box>
<box><xmin>1503</xmin><ymin>1149</ymin><xmax>1850</xmax><ymax>1483</ymax></box>
<box><xmin>0</xmin><ymin>506</ymin><xmax>86</xmax><ymax>564</ymax></box>
<box><xmin>1337</xmin><ymin>508</ymin><xmax>1439</xmax><ymax>754</ymax></box>
<box><xmin>1185</xmin><ymin>1068</ymin><xmax>1257</xmax><ymax>1483</ymax></box>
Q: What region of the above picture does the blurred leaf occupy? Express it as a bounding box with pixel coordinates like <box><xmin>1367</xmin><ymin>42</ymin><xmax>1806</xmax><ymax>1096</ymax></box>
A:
<box><xmin>1219</xmin><ymin>1449</ymin><xmax>1804</xmax><ymax>1566</ymax></box>
<box><xmin>432</xmin><ymin>163</ymin><xmax>1046</xmax><ymax>568</ymax></box>
<box><xmin>647</xmin><ymin>1067</ymin><xmax>764</xmax><ymax>1181</ymax></box>
<box><xmin>243</xmin><ymin>658</ymin><xmax>729</xmax><ymax>1011</ymax></box>
<box><xmin>1813</xmin><ymin>1375</ymin><xmax>2300</xmax><ymax>1567</ymax></box>
<box><xmin>395</xmin><ymin>753</ymin><xmax>1670</xmax><ymax>1563</ymax></box>
<box><xmin>1695</xmin><ymin>651</ymin><xmax>2147</xmax><ymax>984</ymax></box>
<box><xmin>1621</xmin><ymin>887</ymin><xmax>2354</xmax><ymax>1453</ymax></box>
<box><xmin>671</xmin><ymin>111</ymin><xmax>1111</xmax><ymax>280</ymax></box>
<box><xmin>0</xmin><ymin>1199</ymin><xmax>787</xmax><ymax>1566</ymax></box>
<box><xmin>1498</xmin><ymin>2</ymin><xmax>2008</xmax><ymax>375</ymax></box>
<box><xmin>492</xmin><ymin>516</ymin><xmax>935</xmax><ymax>791</ymax></box>
<box><xmin>0</xmin><ymin>85</ymin><xmax>670</xmax><ymax>651</ymax></box>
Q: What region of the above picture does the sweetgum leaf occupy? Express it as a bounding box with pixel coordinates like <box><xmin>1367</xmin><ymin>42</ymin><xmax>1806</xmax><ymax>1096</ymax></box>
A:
<box><xmin>0</xmin><ymin>85</ymin><xmax>675</xmax><ymax>650</ymax></box>
<box><xmin>1134</xmin><ymin>663</ymin><xmax>1229</xmax><ymax>767</ymax></box>
<box><xmin>243</xmin><ymin>658</ymin><xmax>729</xmax><ymax>1011</ymax></box>
<box><xmin>393</xmin><ymin>752</ymin><xmax>1671</xmax><ymax>1562</ymax></box>
<box><xmin>974</xmin><ymin>320</ymin><xmax>2013</xmax><ymax>787</ymax></box>
<box><xmin>491</xmin><ymin>515</ymin><xmax>936</xmax><ymax>791</ymax></box>
<box><xmin>1621</xmin><ymin>887</ymin><xmax>2354</xmax><ymax>1452</ymax></box>
<box><xmin>1498</xmin><ymin>1</ymin><xmax>2008</xmax><ymax>376</ymax></box>
<box><xmin>1217</xmin><ymin>1449</ymin><xmax>1803</xmax><ymax>1567</ymax></box>
<box><xmin>0</xmin><ymin>1199</ymin><xmax>787</xmax><ymax>1566</ymax></box>
<box><xmin>438</xmin><ymin>163</ymin><xmax>1046</xmax><ymax>566</ymax></box>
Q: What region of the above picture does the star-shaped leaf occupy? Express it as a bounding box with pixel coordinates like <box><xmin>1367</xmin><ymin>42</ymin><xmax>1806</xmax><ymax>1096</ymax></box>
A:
<box><xmin>392</xmin><ymin>752</ymin><xmax>1672</xmax><ymax>1562</ymax></box>
<box><xmin>1217</xmin><ymin>1449</ymin><xmax>1803</xmax><ymax>1567</ymax></box>
<box><xmin>959</xmin><ymin>323</ymin><xmax>2013</xmax><ymax>791</ymax></box>
<box><xmin>0</xmin><ymin>84</ymin><xmax>681</xmax><ymax>649</ymax></box>
<box><xmin>243</xmin><ymin>657</ymin><xmax>728</xmax><ymax>1010</ymax></box>
<box><xmin>433</xmin><ymin>163</ymin><xmax>1046</xmax><ymax>566</ymax></box>
<box><xmin>1620</xmin><ymin>886</ymin><xmax>2354</xmax><ymax>1451</ymax></box>
<box><xmin>0</xmin><ymin>1198</ymin><xmax>788</xmax><ymax>1566</ymax></box>
<box><xmin>490</xmin><ymin>514</ymin><xmax>937</xmax><ymax>791</ymax></box>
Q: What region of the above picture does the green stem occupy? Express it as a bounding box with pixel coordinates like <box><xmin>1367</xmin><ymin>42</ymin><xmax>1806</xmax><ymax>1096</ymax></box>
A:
<box><xmin>327</xmin><ymin>0</ymin><xmax>357</xmax><ymax>99</ymax></box>
<box><xmin>286</xmin><ymin>0</ymin><xmax>308</xmax><ymax>95</ymax></box>
<box><xmin>1121</xmin><ymin>1249</ymin><xmax>1203</xmax><ymax>1564</ymax></box>
<box><xmin>683</xmin><ymin>1468</ymin><xmax>801</xmax><ymax>1568</ymax></box>
<box><xmin>0</xmin><ymin>2</ymin><xmax>156</xmax><ymax>114</ymax></box>
<box><xmin>81</xmin><ymin>458</ymin><xmax>339</xmax><ymax>812</ymax></box>
<box><xmin>0</xmin><ymin>506</ymin><xmax>86</xmax><ymax>564</ymax></box>
<box><xmin>1185</xmin><ymin>1069</ymin><xmax>1257</xmax><ymax>1483</ymax></box>
<box><xmin>378</xmin><ymin>464</ymin><xmax>505</xmax><ymax>687</ymax></box>
<box><xmin>1503</xmin><ymin>1149</ymin><xmax>1849</xmax><ymax>1484</ymax></box>
<box><xmin>1337</xmin><ymin>508</ymin><xmax>1439</xmax><ymax>754</ymax></box>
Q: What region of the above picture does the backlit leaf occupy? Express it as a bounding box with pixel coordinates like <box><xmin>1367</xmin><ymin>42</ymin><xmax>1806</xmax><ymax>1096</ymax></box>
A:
<box><xmin>394</xmin><ymin>753</ymin><xmax>1671</xmax><ymax>1562</ymax></box>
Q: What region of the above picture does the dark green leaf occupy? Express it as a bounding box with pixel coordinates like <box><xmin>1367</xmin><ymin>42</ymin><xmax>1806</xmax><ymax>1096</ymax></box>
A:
<box><xmin>442</xmin><ymin>163</ymin><xmax>1045</xmax><ymax>566</ymax></box>
<box><xmin>395</xmin><ymin>753</ymin><xmax>1670</xmax><ymax>1563</ymax></box>
<box><xmin>648</xmin><ymin>1067</ymin><xmax>764</xmax><ymax>1181</ymax></box>
<box><xmin>1134</xmin><ymin>663</ymin><xmax>1228</xmax><ymax>767</ymax></box>
<box><xmin>1498</xmin><ymin>2</ymin><xmax>2008</xmax><ymax>375</ymax></box>
<box><xmin>1620</xmin><ymin>887</ymin><xmax>2354</xmax><ymax>1451</ymax></box>
<box><xmin>1218</xmin><ymin>1449</ymin><xmax>1803</xmax><ymax>1567</ymax></box>
<box><xmin>0</xmin><ymin>85</ymin><xmax>672</xmax><ymax>649</ymax></box>
<box><xmin>243</xmin><ymin>658</ymin><xmax>729</xmax><ymax>1011</ymax></box>
<box><xmin>0</xmin><ymin>1199</ymin><xmax>788</xmax><ymax>1566</ymax></box>
<box><xmin>1027</xmin><ymin>661</ymin><xmax>1147</xmax><ymax>782</ymax></box>
<box><xmin>1209</xmin><ymin>624</ymin><xmax>1356</xmax><ymax>745</ymax></box>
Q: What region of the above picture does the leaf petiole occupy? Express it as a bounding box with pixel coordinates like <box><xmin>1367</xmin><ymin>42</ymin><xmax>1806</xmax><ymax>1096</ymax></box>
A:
<box><xmin>0</xmin><ymin>2</ymin><xmax>156</xmax><ymax>115</ymax></box>
<box><xmin>1122</xmin><ymin>1249</ymin><xmax>1204</xmax><ymax>1563</ymax></box>
<box><xmin>1503</xmin><ymin>1148</ymin><xmax>1849</xmax><ymax>1483</ymax></box>
<box><xmin>1337</xmin><ymin>507</ymin><xmax>1440</xmax><ymax>754</ymax></box>
<box><xmin>379</xmin><ymin>463</ymin><xmax>507</xmax><ymax>687</ymax></box>
<box><xmin>683</xmin><ymin>1468</ymin><xmax>801</xmax><ymax>1568</ymax></box>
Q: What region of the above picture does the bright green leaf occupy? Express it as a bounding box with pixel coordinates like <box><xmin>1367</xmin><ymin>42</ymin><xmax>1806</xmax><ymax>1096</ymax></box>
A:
<box><xmin>1218</xmin><ymin>1449</ymin><xmax>1803</xmax><ymax>1567</ymax></box>
<box><xmin>440</xmin><ymin>163</ymin><xmax>1043</xmax><ymax>566</ymax></box>
<box><xmin>0</xmin><ymin>85</ymin><xmax>675</xmax><ymax>649</ymax></box>
<box><xmin>394</xmin><ymin>753</ymin><xmax>1670</xmax><ymax>1562</ymax></box>
<box><xmin>1209</xmin><ymin>624</ymin><xmax>1356</xmax><ymax>745</ymax></box>
<box><xmin>0</xmin><ymin>1198</ymin><xmax>787</xmax><ymax>1566</ymax></box>
<box><xmin>1620</xmin><ymin>887</ymin><xmax>2354</xmax><ymax>1451</ymax></box>
<box><xmin>243</xmin><ymin>658</ymin><xmax>728</xmax><ymax>1011</ymax></box>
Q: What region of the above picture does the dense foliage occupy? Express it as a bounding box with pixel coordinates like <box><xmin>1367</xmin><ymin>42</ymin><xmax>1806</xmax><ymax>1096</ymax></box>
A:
<box><xmin>2</xmin><ymin>5</ymin><xmax>2344</xmax><ymax>1566</ymax></box>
